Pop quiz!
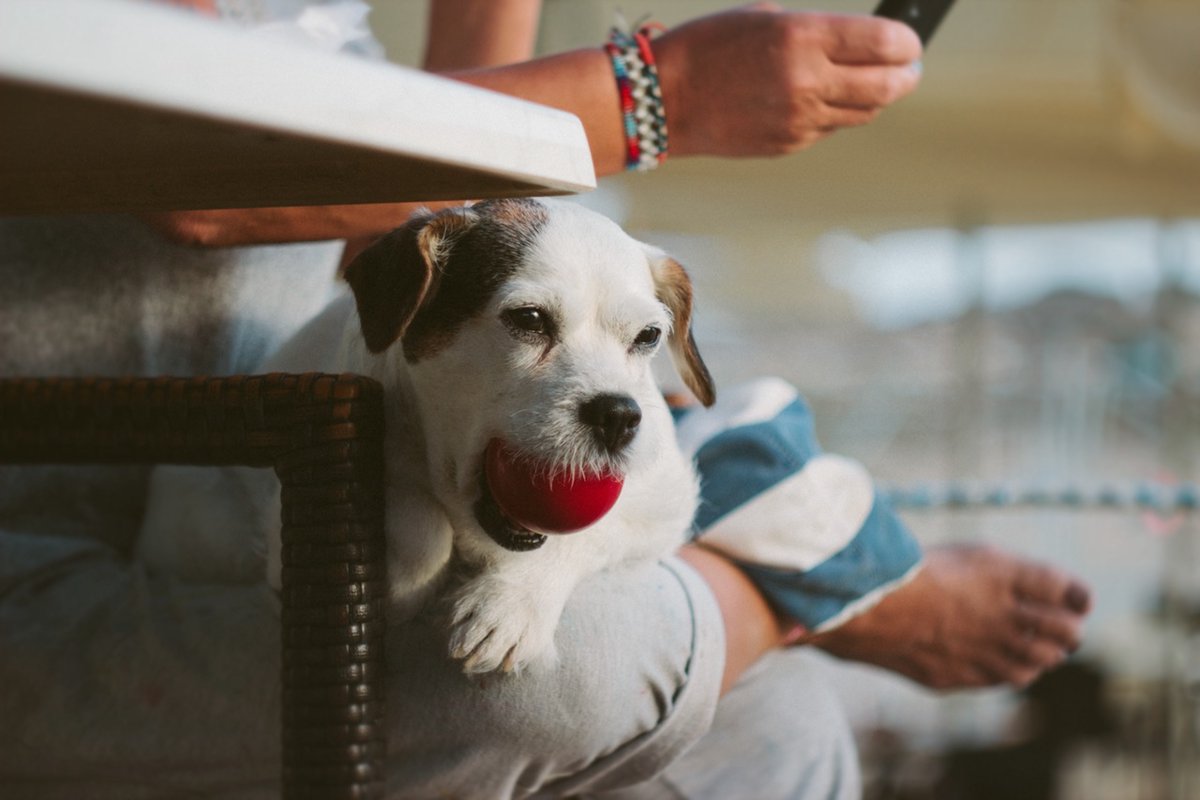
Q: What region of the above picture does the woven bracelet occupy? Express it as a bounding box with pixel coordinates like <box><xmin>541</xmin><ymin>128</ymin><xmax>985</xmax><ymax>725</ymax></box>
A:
<box><xmin>604</xmin><ymin>23</ymin><xmax>669</xmax><ymax>171</ymax></box>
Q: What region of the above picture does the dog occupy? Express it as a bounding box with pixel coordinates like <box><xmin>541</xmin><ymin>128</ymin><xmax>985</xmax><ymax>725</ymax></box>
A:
<box><xmin>137</xmin><ymin>198</ymin><xmax>715</xmax><ymax>674</ymax></box>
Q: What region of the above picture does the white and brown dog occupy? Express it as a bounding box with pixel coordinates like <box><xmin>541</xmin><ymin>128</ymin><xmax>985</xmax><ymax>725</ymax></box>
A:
<box><xmin>138</xmin><ymin>198</ymin><xmax>714</xmax><ymax>674</ymax></box>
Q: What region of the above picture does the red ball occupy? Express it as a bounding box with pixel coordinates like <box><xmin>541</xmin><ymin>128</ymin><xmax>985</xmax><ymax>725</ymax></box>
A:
<box><xmin>484</xmin><ymin>439</ymin><xmax>624</xmax><ymax>534</ymax></box>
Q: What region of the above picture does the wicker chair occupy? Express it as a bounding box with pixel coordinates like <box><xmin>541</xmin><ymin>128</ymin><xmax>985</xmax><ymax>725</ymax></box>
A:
<box><xmin>0</xmin><ymin>373</ymin><xmax>388</xmax><ymax>800</ymax></box>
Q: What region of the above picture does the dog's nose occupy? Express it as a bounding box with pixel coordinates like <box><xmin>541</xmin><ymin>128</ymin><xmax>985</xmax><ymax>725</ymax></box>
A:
<box><xmin>579</xmin><ymin>394</ymin><xmax>642</xmax><ymax>453</ymax></box>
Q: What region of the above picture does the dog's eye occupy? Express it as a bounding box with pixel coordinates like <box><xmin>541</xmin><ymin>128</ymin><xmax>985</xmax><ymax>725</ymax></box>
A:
<box><xmin>503</xmin><ymin>307</ymin><xmax>550</xmax><ymax>335</ymax></box>
<box><xmin>633</xmin><ymin>326</ymin><xmax>662</xmax><ymax>348</ymax></box>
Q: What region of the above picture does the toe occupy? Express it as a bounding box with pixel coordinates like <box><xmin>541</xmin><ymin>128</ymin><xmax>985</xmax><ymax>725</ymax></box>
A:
<box><xmin>1012</xmin><ymin>560</ymin><xmax>1092</xmax><ymax>617</ymax></box>
<box><xmin>1064</xmin><ymin>580</ymin><xmax>1093</xmax><ymax>614</ymax></box>
<box><xmin>1013</xmin><ymin>604</ymin><xmax>1084</xmax><ymax>653</ymax></box>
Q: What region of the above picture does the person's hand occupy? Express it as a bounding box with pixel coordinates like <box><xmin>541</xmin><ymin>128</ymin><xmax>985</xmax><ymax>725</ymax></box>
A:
<box><xmin>651</xmin><ymin>3</ymin><xmax>923</xmax><ymax>158</ymax></box>
<box><xmin>140</xmin><ymin>203</ymin><xmax>444</xmax><ymax>248</ymax></box>
<box><xmin>809</xmin><ymin>544</ymin><xmax>1093</xmax><ymax>689</ymax></box>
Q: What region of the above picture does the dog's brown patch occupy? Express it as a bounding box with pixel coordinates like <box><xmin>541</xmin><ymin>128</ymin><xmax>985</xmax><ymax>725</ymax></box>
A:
<box><xmin>343</xmin><ymin>210</ymin><xmax>446</xmax><ymax>354</ymax></box>
<box><xmin>342</xmin><ymin>199</ymin><xmax>548</xmax><ymax>359</ymax></box>
<box><xmin>402</xmin><ymin>199</ymin><xmax>549</xmax><ymax>363</ymax></box>
<box><xmin>652</xmin><ymin>256</ymin><xmax>716</xmax><ymax>407</ymax></box>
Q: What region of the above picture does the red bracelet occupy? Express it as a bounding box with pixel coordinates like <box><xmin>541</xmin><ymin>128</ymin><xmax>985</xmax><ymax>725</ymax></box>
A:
<box><xmin>605</xmin><ymin>23</ymin><xmax>669</xmax><ymax>171</ymax></box>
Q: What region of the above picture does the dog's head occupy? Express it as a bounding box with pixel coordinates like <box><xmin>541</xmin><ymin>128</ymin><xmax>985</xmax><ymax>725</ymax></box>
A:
<box><xmin>343</xmin><ymin>198</ymin><xmax>714</xmax><ymax>550</ymax></box>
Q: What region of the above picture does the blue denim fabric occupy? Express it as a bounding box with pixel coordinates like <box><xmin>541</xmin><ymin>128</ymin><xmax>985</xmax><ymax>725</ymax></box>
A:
<box><xmin>678</xmin><ymin>392</ymin><xmax>922</xmax><ymax>630</ymax></box>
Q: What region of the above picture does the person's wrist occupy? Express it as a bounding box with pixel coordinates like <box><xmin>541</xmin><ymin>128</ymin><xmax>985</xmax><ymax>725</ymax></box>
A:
<box><xmin>778</xmin><ymin>617</ymin><xmax>808</xmax><ymax>646</ymax></box>
<box><xmin>644</xmin><ymin>25</ymin><xmax>693</xmax><ymax>158</ymax></box>
<box><xmin>603</xmin><ymin>22</ymin><xmax>670</xmax><ymax>170</ymax></box>
<box><xmin>681</xmin><ymin>545</ymin><xmax>804</xmax><ymax>648</ymax></box>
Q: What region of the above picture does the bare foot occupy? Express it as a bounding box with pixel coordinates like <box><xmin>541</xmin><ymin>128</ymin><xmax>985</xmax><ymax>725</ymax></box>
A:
<box><xmin>809</xmin><ymin>544</ymin><xmax>1093</xmax><ymax>689</ymax></box>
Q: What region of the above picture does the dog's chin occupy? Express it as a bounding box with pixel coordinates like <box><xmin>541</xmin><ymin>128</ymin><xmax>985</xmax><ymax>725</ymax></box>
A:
<box><xmin>473</xmin><ymin>470</ymin><xmax>548</xmax><ymax>552</ymax></box>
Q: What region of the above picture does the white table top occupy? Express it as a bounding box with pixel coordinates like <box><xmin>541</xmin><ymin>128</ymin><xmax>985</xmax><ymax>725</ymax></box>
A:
<box><xmin>0</xmin><ymin>0</ymin><xmax>596</xmax><ymax>214</ymax></box>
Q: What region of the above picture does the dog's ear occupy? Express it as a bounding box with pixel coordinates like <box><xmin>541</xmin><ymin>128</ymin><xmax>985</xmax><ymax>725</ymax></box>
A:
<box><xmin>646</xmin><ymin>247</ymin><xmax>716</xmax><ymax>407</ymax></box>
<box><xmin>343</xmin><ymin>206</ymin><xmax>477</xmax><ymax>353</ymax></box>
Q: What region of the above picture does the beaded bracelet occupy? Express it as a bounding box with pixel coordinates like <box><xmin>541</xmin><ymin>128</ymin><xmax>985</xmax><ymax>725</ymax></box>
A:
<box><xmin>604</xmin><ymin>22</ymin><xmax>669</xmax><ymax>171</ymax></box>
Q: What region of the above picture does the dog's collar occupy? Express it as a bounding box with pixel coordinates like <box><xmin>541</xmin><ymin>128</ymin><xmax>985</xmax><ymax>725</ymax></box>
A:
<box><xmin>474</xmin><ymin>474</ymin><xmax>547</xmax><ymax>552</ymax></box>
<box><xmin>486</xmin><ymin>525</ymin><xmax>548</xmax><ymax>552</ymax></box>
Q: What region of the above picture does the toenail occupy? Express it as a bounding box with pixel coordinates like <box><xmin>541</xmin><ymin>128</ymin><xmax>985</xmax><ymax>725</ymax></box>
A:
<box><xmin>1065</xmin><ymin>584</ymin><xmax>1091</xmax><ymax>612</ymax></box>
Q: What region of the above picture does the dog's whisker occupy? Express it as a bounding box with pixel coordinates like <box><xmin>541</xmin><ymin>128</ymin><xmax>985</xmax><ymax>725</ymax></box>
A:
<box><xmin>507</xmin><ymin>407</ymin><xmax>540</xmax><ymax>422</ymax></box>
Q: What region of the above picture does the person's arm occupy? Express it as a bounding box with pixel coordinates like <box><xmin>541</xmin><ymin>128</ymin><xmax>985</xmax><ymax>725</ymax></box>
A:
<box><xmin>448</xmin><ymin>6</ymin><xmax>922</xmax><ymax>176</ymax></box>
<box><xmin>423</xmin><ymin>0</ymin><xmax>542</xmax><ymax>71</ymax></box>
<box><xmin>148</xmin><ymin>4</ymin><xmax>921</xmax><ymax>248</ymax></box>
<box><xmin>679</xmin><ymin>543</ymin><xmax>801</xmax><ymax>696</ymax></box>
<box><xmin>676</xmin><ymin>376</ymin><xmax>1093</xmax><ymax>692</ymax></box>
<box><xmin>140</xmin><ymin>202</ymin><xmax>441</xmax><ymax>249</ymax></box>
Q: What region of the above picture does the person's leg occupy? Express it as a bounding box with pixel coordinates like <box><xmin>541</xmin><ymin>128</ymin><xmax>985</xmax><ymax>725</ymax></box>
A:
<box><xmin>600</xmin><ymin>648</ymin><xmax>860</xmax><ymax>800</ymax></box>
<box><xmin>673</xmin><ymin>378</ymin><xmax>1092</xmax><ymax>692</ymax></box>
<box><xmin>674</xmin><ymin>377</ymin><xmax>924</xmax><ymax>635</ymax></box>
<box><xmin>1</xmin><ymin>525</ymin><xmax>729</xmax><ymax>799</ymax></box>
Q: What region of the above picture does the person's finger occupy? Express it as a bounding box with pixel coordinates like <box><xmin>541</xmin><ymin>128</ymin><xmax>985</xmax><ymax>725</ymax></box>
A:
<box><xmin>817</xmin><ymin>104</ymin><xmax>881</xmax><ymax>130</ymax></box>
<box><xmin>820</xmin><ymin>15</ymin><xmax>923</xmax><ymax>66</ymax></box>
<box><xmin>825</xmin><ymin>65</ymin><xmax>920</xmax><ymax>109</ymax></box>
<box><xmin>773</xmin><ymin>125</ymin><xmax>835</xmax><ymax>153</ymax></box>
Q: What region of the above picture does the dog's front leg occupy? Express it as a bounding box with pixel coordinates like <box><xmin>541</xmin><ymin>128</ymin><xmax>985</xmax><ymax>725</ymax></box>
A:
<box><xmin>383</xmin><ymin>485</ymin><xmax>455</xmax><ymax>616</ymax></box>
<box><xmin>445</xmin><ymin>540</ymin><xmax>601</xmax><ymax>674</ymax></box>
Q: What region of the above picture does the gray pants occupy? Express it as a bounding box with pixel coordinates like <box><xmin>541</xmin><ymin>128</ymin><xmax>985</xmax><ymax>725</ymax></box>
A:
<box><xmin>0</xmin><ymin>530</ymin><xmax>858</xmax><ymax>800</ymax></box>
<box><xmin>607</xmin><ymin>649</ymin><xmax>861</xmax><ymax>800</ymax></box>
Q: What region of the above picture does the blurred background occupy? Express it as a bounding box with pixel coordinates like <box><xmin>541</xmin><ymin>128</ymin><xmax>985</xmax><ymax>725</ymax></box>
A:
<box><xmin>370</xmin><ymin>1</ymin><xmax>1200</xmax><ymax>798</ymax></box>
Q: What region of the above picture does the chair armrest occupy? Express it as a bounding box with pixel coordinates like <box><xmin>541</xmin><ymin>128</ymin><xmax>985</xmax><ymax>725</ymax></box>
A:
<box><xmin>0</xmin><ymin>373</ymin><xmax>388</xmax><ymax>800</ymax></box>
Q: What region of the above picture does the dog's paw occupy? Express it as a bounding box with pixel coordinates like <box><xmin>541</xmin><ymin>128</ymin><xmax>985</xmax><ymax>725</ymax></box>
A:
<box><xmin>446</xmin><ymin>579</ymin><xmax>562</xmax><ymax>674</ymax></box>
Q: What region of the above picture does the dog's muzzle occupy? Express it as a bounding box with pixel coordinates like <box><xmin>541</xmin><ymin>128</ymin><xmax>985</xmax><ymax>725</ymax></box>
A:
<box><xmin>579</xmin><ymin>393</ymin><xmax>641</xmax><ymax>454</ymax></box>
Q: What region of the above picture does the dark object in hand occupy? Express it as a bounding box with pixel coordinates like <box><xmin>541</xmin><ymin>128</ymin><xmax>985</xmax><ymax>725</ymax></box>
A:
<box><xmin>874</xmin><ymin>0</ymin><xmax>957</xmax><ymax>45</ymax></box>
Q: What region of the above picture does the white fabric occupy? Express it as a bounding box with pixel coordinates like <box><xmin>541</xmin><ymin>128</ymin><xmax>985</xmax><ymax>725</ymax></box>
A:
<box><xmin>601</xmin><ymin>649</ymin><xmax>862</xmax><ymax>800</ymax></box>
<box><xmin>674</xmin><ymin>376</ymin><xmax>800</xmax><ymax>456</ymax></box>
<box><xmin>701</xmin><ymin>453</ymin><xmax>876</xmax><ymax>573</ymax></box>
<box><xmin>813</xmin><ymin>560</ymin><xmax>924</xmax><ymax>634</ymax></box>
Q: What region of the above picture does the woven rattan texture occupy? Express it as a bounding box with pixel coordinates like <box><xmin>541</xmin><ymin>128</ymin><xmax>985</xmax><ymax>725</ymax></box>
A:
<box><xmin>0</xmin><ymin>373</ymin><xmax>387</xmax><ymax>800</ymax></box>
